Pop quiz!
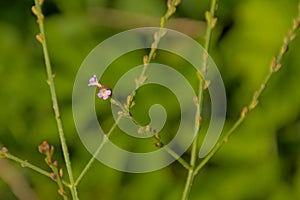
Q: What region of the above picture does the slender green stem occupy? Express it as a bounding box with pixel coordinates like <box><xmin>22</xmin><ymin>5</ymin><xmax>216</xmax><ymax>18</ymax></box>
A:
<box><xmin>138</xmin><ymin>0</ymin><xmax>181</xmax><ymax>82</ymax></box>
<box><xmin>203</xmin><ymin>0</ymin><xmax>217</xmax><ymax>73</ymax></box>
<box><xmin>77</xmin><ymin>94</ymin><xmax>192</xmax><ymax>184</ymax></box>
<box><xmin>181</xmin><ymin>170</ymin><xmax>194</xmax><ymax>200</ymax></box>
<box><xmin>32</xmin><ymin>1</ymin><xmax>78</xmax><ymax>199</ymax></box>
<box><xmin>44</xmin><ymin>149</ymin><xmax>69</xmax><ymax>199</ymax></box>
<box><xmin>154</xmin><ymin>136</ymin><xmax>191</xmax><ymax>170</ymax></box>
<box><xmin>77</xmin><ymin>0</ymin><xmax>185</xmax><ymax>183</ymax></box>
<box><xmin>117</xmin><ymin>96</ymin><xmax>192</xmax><ymax>170</ymax></box>
<box><xmin>75</xmin><ymin>97</ymin><xmax>142</xmax><ymax>185</ymax></box>
<box><xmin>76</xmin><ymin>2</ymin><xmax>183</xmax><ymax>183</ymax></box>
<box><xmin>50</xmin><ymin>164</ymin><xmax>69</xmax><ymax>200</ymax></box>
<box><xmin>75</xmin><ymin>115</ymin><xmax>122</xmax><ymax>186</ymax></box>
<box><xmin>194</xmin><ymin>2</ymin><xmax>300</xmax><ymax>176</ymax></box>
<box><xmin>182</xmin><ymin>80</ymin><xmax>204</xmax><ymax>199</ymax></box>
<box><xmin>191</xmin><ymin>85</ymin><xmax>203</xmax><ymax>166</ymax></box>
<box><xmin>204</xmin><ymin>0</ymin><xmax>217</xmax><ymax>51</ymax></box>
<box><xmin>0</xmin><ymin>148</ymin><xmax>68</xmax><ymax>187</ymax></box>
<box><xmin>194</xmin><ymin>116</ymin><xmax>244</xmax><ymax>175</ymax></box>
<box><xmin>181</xmin><ymin>0</ymin><xmax>218</xmax><ymax>199</ymax></box>
<box><xmin>128</xmin><ymin>0</ymin><xmax>181</xmax><ymax>107</ymax></box>
<box><xmin>133</xmin><ymin>1</ymin><xmax>188</xmax><ymax>170</ymax></box>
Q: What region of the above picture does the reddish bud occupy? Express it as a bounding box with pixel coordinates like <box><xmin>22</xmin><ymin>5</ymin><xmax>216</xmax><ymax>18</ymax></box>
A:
<box><xmin>154</xmin><ymin>142</ymin><xmax>163</xmax><ymax>148</ymax></box>
<box><xmin>50</xmin><ymin>173</ymin><xmax>56</xmax><ymax>180</ymax></box>
<box><xmin>38</xmin><ymin>141</ymin><xmax>50</xmax><ymax>154</ymax></box>
<box><xmin>53</xmin><ymin>161</ymin><xmax>58</xmax><ymax>168</ymax></box>
<box><xmin>143</xmin><ymin>55</ymin><xmax>149</xmax><ymax>65</ymax></box>
<box><xmin>1</xmin><ymin>147</ymin><xmax>9</xmax><ymax>154</ymax></box>
<box><xmin>58</xmin><ymin>188</ymin><xmax>66</xmax><ymax>196</ymax></box>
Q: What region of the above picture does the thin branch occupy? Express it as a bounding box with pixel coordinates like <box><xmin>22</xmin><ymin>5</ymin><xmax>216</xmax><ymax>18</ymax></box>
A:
<box><xmin>0</xmin><ymin>147</ymin><xmax>68</xmax><ymax>187</ymax></box>
<box><xmin>75</xmin><ymin>115</ymin><xmax>122</xmax><ymax>186</ymax></box>
<box><xmin>181</xmin><ymin>0</ymin><xmax>218</xmax><ymax>199</ymax></box>
<box><xmin>153</xmin><ymin>134</ymin><xmax>192</xmax><ymax>171</ymax></box>
<box><xmin>126</xmin><ymin>0</ymin><xmax>181</xmax><ymax>108</ymax></box>
<box><xmin>194</xmin><ymin>2</ymin><xmax>300</xmax><ymax>176</ymax></box>
<box><xmin>76</xmin><ymin>0</ymin><xmax>184</xmax><ymax>185</ymax></box>
<box><xmin>32</xmin><ymin>1</ymin><xmax>78</xmax><ymax>199</ymax></box>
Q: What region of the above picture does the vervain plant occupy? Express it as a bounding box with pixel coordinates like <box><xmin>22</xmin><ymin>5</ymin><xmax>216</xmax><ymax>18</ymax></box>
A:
<box><xmin>0</xmin><ymin>0</ymin><xmax>300</xmax><ymax>199</ymax></box>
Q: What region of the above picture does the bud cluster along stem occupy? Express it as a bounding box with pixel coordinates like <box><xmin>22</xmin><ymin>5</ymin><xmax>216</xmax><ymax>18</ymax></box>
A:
<box><xmin>112</xmin><ymin>95</ymin><xmax>190</xmax><ymax>169</ymax></box>
<box><xmin>38</xmin><ymin>141</ymin><xmax>68</xmax><ymax>199</ymax></box>
<box><xmin>128</xmin><ymin>0</ymin><xmax>181</xmax><ymax>109</ymax></box>
<box><xmin>250</xmin><ymin>3</ymin><xmax>300</xmax><ymax>112</ymax></box>
<box><xmin>111</xmin><ymin>95</ymin><xmax>192</xmax><ymax>171</ymax></box>
<box><xmin>1</xmin><ymin>146</ymin><xmax>69</xmax><ymax>187</ymax></box>
<box><xmin>194</xmin><ymin>2</ymin><xmax>300</xmax><ymax>178</ymax></box>
<box><xmin>153</xmin><ymin>131</ymin><xmax>192</xmax><ymax>170</ymax></box>
<box><xmin>202</xmin><ymin>0</ymin><xmax>218</xmax><ymax>73</ymax></box>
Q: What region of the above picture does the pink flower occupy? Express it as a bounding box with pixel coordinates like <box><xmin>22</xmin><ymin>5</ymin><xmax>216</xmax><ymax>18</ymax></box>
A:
<box><xmin>97</xmin><ymin>88</ymin><xmax>112</xmax><ymax>100</ymax></box>
<box><xmin>88</xmin><ymin>75</ymin><xmax>102</xmax><ymax>88</ymax></box>
<box><xmin>88</xmin><ymin>75</ymin><xmax>112</xmax><ymax>100</ymax></box>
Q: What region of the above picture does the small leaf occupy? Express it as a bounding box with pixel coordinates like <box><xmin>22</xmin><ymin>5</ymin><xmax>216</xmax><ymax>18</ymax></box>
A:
<box><xmin>160</xmin><ymin>16</ymin><xmax>166</xmax><ymax>27</ymax></box>
<box><xmin>211</xmin><ymin>18</ymin><xmax>218</xmax><ymax>28</ymax></box>
<box><xmin>143</xmin><ymin>55</ymin><xmax>149</xmax><ymax>65</ymax></box>
<box><xmin>36</xmin><ymin>33</ymin><xmax>44</xmax><ymax>44</ymax></box>
<box><xmin>205</xmin><ymin>11</ymin><xmax>211</xmax><ymax>22</ymax></box>
<box><xmin>31</xmin><ymin>6</ymin><xmax>38</xmax><ymax>16</ymax></box>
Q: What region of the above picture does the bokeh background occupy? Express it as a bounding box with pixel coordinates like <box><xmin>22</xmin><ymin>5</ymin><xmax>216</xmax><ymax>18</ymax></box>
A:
<box><xmin>1</xmin><ymin>0</ymin><xmax>300</xmax><ymax>199</ymax></box>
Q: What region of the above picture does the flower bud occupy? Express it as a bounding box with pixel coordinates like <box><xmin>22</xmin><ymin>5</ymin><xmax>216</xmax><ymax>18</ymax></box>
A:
<box><xmin>38</xmin><ymin>141</ymin><xmax>50</xmax><ymax>154</ymax></box>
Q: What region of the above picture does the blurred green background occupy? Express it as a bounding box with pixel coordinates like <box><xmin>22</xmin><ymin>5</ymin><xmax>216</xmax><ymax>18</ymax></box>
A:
<box><xmin>1</xmin><ymin>0</ymin><xmax>300</xmax><ymax>199</ymax></box>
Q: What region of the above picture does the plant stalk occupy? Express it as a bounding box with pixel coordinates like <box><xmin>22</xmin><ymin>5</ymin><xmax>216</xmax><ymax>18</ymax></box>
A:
<box><xmin>33</xmin><ymin>1</ymin><xmax>78</xmax><ymax>199</ymax></box>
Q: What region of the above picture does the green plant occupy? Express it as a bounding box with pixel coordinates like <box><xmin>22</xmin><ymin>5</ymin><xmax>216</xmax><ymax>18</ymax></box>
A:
<box><xmin>1</xmin><ymin>0</ymin><xmax>300</xmax><ymax>199</ymax></box>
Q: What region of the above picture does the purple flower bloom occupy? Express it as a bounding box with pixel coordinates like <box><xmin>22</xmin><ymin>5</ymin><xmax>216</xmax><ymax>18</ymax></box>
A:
<box><xmin>88</xmin><ymin>75</ymin><xmax>102</xmax><ymax>88</ymax></box>
<box><xmin>97</xmin><ymin>88</ymin><xmax>112</xmax><ymax>100</ymax></box>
